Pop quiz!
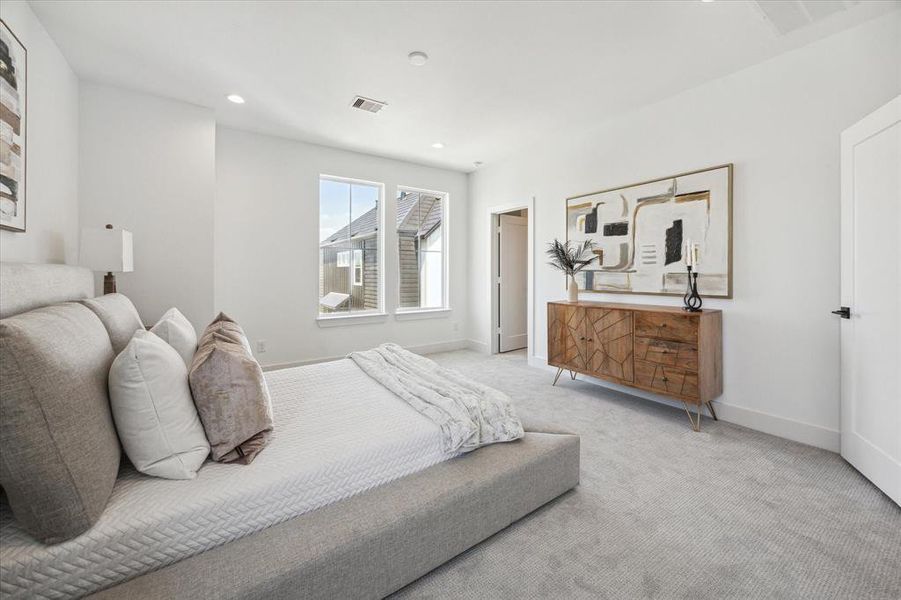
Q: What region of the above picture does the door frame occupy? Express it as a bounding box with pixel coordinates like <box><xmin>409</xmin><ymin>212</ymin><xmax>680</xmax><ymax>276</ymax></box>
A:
<box><xmin>487</xmin><ymin>197</ymin><xmax>535</xmax><ymax>356</ymax></box>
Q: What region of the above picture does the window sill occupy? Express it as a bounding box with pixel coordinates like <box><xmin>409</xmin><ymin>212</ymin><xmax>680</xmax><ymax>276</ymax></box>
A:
<box><xmin>316</xmin><ymin>312</ymin><xmax>389</xmax><ymax>328</ymax></box>
<box><xmin>394</xmin><ymin>308</ymin><xmax>452</xmax><ymax>321</ymax></box>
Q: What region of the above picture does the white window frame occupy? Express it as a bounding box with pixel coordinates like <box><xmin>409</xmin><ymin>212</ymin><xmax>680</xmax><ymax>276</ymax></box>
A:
<box><xmin>336</xmin><ymin>250</ymin><xmax>350</xmax><ymax>268</ymax></box>
<box><xmin>395</xmin><ymin>186</ymin><xmax>450</xmax><ymax>316</ymax></box>
<box><xmin>317</xmin><ymin>175</ymin><xmax>386</xmax><ymax>324</ymax></box>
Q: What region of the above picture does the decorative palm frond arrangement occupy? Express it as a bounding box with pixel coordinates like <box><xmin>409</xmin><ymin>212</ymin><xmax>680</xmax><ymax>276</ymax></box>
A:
<box><xmin>546</xmin><ymin>239</ymin><xmax>596</xmax><ymax>277</ymax></box>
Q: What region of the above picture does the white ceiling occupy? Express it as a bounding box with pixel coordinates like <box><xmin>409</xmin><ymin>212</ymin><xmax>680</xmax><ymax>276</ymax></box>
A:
<box><xmin>29</xmin><ymin>0</ymin><xmax>898</xmax><ymax>172</ymax></box>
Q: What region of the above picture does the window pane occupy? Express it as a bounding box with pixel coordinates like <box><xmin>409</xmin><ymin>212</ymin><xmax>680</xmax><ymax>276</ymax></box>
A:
<box><xmin>420</xmin><ymin>250</ymin><xmax>442</xmax><ymax>308</ymax></box>
<box><xmin>353</xmin><ymin>249</ymin><xmax>363</xmax><ymax>286</ymax></box>
<box><xmin>352</xmin><ymin>184</ymin><xmax>379</xmax><ymax>224</ymax></box>
<box><xmin>320</xmin><ymin>178</ymin><xmax>381</xmax><ymax>314</ymax></box>
<box><xmin>320</xmin><ymin>179</ymin><xmax>350</xmax><ymax>243</ymax></box>
<box><xmin>397</xmin><ymin>190</ymin><xmax>444</xmax><ymax>309</ymax></box>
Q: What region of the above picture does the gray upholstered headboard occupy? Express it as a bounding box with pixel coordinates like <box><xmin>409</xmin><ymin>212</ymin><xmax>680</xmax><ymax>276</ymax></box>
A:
<box><xmin>0</xmin><ymin>262</ymin><xmax>95</xmax><ymax>319</ymax></box>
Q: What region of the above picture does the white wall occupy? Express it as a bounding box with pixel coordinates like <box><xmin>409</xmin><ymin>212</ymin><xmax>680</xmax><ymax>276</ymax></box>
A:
<box><xmin>79</xmin><ymin>83</ymin><xmax>216</xmax><ymax>330</ymax></box>
<box><xmin>215</xmin><ymin>127</ymin><xmax>468</xmax><ymax>367</ymax></box>
<box><xmin>467</xmin><ymin>13</ymin><xmax>901</xmax><ymax>451</ymax></box>
<box><xmin>0</xmin><ymin>1</ymin><xmax>78</xmax><ymax>264</ymax></box>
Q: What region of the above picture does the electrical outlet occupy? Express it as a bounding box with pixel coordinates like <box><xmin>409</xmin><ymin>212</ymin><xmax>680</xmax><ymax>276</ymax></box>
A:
<box><xmin>256</xmin><ymin>340</ymin><xmax>267</xmax><ymax>353</ymax></box>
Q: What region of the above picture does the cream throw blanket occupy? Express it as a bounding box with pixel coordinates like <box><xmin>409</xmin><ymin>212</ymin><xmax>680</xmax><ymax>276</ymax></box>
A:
<box><xmin>348</xmin><ymin>343</ymin><xmax>524</xmax><ymax>453</ymax></box>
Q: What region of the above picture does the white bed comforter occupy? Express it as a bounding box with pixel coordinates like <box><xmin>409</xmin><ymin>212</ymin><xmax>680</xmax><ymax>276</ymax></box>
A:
<box><xmin>348</xmin><ymin>343</ymin><xmax>524</xmax><ymax>453</ymax></box>
<box><xmin>1</xmin><ymin>359</ymin><xmax>457</xmax><ymax>600</ymax></box>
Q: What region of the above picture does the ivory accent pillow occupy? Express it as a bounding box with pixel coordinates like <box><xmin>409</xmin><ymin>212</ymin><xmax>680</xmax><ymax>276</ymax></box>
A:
<box><xmin>150</xmin><ymin>307</ymin><xmax>197</xmax><ymax>366</ymax></box>
<box><xmin>79</xmin><ymin>294</ymin><xmax>144</xmax><ymax>354</ymax></box>
<box><xmin>109</xmin><ymin>330</ymin><xmax>210</xmax><ymax>479</ymax></box>
<box><xmin>190</xmin><ymin>317</ymin><xmax>273</xmax><ymax>464</ymax></box>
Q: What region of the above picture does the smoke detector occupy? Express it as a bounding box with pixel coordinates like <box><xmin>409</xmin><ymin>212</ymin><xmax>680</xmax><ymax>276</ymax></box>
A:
<box><xmin>350</xmin><ymin>96</ymin><xmax>387</xmax><ymax>113</ymax></box>
<box><xmin>751</xmin><ymin>0</ymin><xmax>860</xmax><ymax>35</ymax></box>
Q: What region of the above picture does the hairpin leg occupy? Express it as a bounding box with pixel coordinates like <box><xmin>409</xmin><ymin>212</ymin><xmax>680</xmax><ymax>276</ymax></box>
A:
<box><xmin>552</xmin><ymin>367</ymin><xmax>564</xmax><ymax>386</ymax></box>
<box><xmin>706</xmin><ymin>401</ymin><xmax>718</xmax><ymax>421</ymax></box>
<box><xmin>570</xmin><ymin>370</ymin><xmax>577</xmax><ymax>380</ymax></box>
<box><xmin>681</xmin><ymin>401</ymin><xmax>702</xmax><ymax>432</ymax></box>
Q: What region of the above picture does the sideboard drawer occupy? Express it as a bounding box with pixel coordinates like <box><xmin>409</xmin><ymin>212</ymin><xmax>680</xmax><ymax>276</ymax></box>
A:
<box><xmin>634</xmin><ymin>312</ymin><xmax>697</xmax><ymax>344</ymax></box>
<box><xmin>634</xmin><ymin>360</ymin><xmax>700</xmax><ymax>400</ymax></box>
<box><xmin>634</xmin><ymin>337</ymin><xmax>698</xmax><ymax>371</ymax></box>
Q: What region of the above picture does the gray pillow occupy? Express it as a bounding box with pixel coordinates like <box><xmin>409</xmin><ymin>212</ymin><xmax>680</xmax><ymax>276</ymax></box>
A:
<box><xmin>79</xmin><ymin>294</ymin><xmax>144</xmax><ymax>354</ymax></box>
<box><xmin>0</xmin><ymin>303</ymin><xmax>121</xmax><ymax>543</ymax></box>
<box><xmin>190</xmin><ymin>321</ymin><xmax>273</xmax><ymax>464</ymax></box>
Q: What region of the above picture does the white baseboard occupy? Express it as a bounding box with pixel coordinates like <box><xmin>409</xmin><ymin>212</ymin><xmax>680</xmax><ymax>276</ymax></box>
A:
<box><xmin>528</xmin><ymin>355</ymin><xmax>840</xmax><ymax>453</ymax></box>
<box><xmin>261</xmin><ymin>339</ymin><xmax>471</xmax><ymax>372</ymax></box>
<box><xmin>466</xmin><ymin>338</ymin><xmax>490</xmax><ymax>353</ymax></box>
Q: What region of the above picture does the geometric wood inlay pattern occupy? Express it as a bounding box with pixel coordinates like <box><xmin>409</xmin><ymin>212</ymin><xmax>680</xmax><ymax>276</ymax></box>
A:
<box><xmin>634</xmin><ymin>360</ymin><xmax>699</xmax><ymax>398</ymax></box>
<box><xmin>585</xmin><ymin>308</ymin><xmax>633</xmax><ymax>382</ymax></box>
<box><xmin>563</xmin><ymin>304</ymin><xmax>588</xmax><ymax>370</ymax></box>
<box><xmin>548</xmin><ymin>301</ymin><xmax>722</xmax><ymax>430</ymax></box>
<box><xmin>634</xmin><ymin>337</ymin><xmax>698</xmax><ymax>371</ymax></box>
<box><xmin>548</xmin><ymin>301</ymin><xmax>721</xmax><ymax>408</ymax></box>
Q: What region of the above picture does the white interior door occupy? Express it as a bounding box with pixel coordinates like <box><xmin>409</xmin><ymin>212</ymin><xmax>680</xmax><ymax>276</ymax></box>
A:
<box><xmin>499</xmin><ymin>213</ymin><xmax>528</xmax><ymax>352</ymax></box>
<box><xmin>839</xmin><ymin>95</ymin><xmax>900</xmax><ymax>506</ymax></box>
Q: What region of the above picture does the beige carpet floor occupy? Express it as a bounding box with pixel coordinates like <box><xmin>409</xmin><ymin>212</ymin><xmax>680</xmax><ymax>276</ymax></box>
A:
<box><xmin>390</xmin><ymin>349</ymin><xmax>901</xmax><ymax>600</ymax></box>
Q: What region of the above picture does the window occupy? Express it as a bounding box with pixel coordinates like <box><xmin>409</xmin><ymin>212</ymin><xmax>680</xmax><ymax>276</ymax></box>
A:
<box><xmin>353</xmin><ymin>249</ymin><xmax>363</xmax><ymax>286</ymax></box>
<box><xmin>396</xmin><ymin>189</ymin><xmax>447</xmax><ymax>310</ymax></box>
<box><xmin>319</xmin><ymin>177</ymin><xmax>382</xmax><ymax>315</ymax></box>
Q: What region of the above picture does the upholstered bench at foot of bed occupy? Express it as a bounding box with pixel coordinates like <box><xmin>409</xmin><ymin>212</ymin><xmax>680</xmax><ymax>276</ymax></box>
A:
<box><xmin>89</xmin><ymin>431</ymin><xmax>580</xmax><ymax>600</ymax></box>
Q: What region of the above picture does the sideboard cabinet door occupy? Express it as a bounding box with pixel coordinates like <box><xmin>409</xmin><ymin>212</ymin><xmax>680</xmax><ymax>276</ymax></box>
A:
<box><xmin>548</xmin><ymin>303</ymin><xmax>588</xmax><ymax>371</ymax></box>
<box><xmin>584</xmin><ymin>308</ymin><xmax>634</xmax><ymax>382</ymax></box>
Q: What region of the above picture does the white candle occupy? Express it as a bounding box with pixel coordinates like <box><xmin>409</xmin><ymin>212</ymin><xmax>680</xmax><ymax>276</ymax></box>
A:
<box><xmin>692</xmin><ymin>243</ymin><xmax>701</xmax><ymax>267</ymax></box>
<box><xmin>685</xmin><ymin>238</ymin><xmax>693</xmax><ymax>267</ymax></box>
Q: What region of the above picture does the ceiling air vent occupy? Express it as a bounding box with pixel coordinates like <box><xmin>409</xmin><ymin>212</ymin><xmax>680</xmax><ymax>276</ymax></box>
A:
<box><xmin>752</xmin><ymin>0</ymin><xmax>860</xmax><ymax>35</ymax></box>
<box><xmin>350</xmin><ymin>96</ymin><xmax>387</xmax><ymax>113</ymax></box>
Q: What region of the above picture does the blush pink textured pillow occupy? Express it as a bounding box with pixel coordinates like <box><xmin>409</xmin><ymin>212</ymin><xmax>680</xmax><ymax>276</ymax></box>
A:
<box><xmin>189</xmin><ymin>316</ymin><xmax>273</xmax><ymax>464</ymax></box>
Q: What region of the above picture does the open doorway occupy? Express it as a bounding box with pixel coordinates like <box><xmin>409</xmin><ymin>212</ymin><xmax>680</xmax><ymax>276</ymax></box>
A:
<box><xmin>488</xmin><ymin>198</ymin><xmax>534</xmax><ymax>357</ymax></box>
<box><xmin>496</xmin><ymin>208</ymin><xmax>528</xmax><ymax>353</ymax></box>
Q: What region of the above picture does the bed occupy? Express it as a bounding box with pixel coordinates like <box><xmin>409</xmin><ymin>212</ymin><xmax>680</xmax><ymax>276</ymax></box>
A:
<box><xmin>0</xmin><ymin>262</ymin><xmax>580</xmax><ymax>600</ymax></box>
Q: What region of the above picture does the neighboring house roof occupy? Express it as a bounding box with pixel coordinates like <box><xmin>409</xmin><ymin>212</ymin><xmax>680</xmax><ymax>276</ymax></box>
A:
<box><xmin>321</xmin><ymin>191</ymin><xmax>442</xmax><ymax>245</ymax></box>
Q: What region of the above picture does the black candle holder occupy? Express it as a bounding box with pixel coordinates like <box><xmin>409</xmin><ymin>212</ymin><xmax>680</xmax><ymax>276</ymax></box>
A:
<box><xmin>683</xmin><ymin>266</ymin><xmax>703</xmax><ymax>312</ymax></box>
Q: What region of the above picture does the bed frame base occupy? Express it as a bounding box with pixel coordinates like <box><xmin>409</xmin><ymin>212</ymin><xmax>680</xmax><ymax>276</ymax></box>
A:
<box><xmin>89</xmin><ymin>432</ymin><xmax>580</xmax><ymax>600</ymax></box>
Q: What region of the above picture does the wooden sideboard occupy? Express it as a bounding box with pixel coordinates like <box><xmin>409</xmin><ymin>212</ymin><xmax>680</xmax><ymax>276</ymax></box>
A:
<box><xmin>547</xmin><ymin>301</ymin><xmax>722</xmax><ymax>431</ymax></box>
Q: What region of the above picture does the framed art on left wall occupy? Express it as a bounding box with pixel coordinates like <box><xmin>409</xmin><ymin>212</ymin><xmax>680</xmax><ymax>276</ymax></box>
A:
<box><xmin>0</xmin><ymin>19</ymin><xmax>26</xmax><ymax>233</ymax></box>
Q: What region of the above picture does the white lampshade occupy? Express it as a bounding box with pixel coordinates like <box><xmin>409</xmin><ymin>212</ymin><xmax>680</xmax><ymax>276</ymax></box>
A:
<box><xmin>80</xmin><ymin>227</ymin><xmax>134</xmax><ymax>273</ymax></box>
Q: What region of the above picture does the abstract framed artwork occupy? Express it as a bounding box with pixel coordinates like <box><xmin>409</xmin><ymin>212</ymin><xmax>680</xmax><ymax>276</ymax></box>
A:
<box><xmin>0</xmin><ymin>19</ymin><xmax>26</xmax><ymax>233</ymax></box>
<box><xmin>566</xmin><ymin>164</ymin><xmax>732</xmax><ymax>298</ymax></box>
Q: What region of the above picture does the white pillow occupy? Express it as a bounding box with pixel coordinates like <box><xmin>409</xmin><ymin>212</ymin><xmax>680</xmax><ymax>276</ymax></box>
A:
<box><xmin>109</xmin><ymin>330</ymin><xmax>210</xmax><ymax>479</ymax></box>
<box><xmin>150</xmin><ymin>307</ymin><xmax>197</xmax><ymax>366</ymax></box>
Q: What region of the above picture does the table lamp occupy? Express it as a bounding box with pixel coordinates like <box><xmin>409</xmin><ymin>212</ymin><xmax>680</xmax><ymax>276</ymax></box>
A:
<box><xmin>80</xmin><ymin>224</ymin><xmax>134</xmax><ymax>294</ymax></box>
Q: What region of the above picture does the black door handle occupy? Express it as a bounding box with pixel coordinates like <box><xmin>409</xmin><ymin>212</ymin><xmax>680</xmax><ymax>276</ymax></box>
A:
<box><xmin>831</xmin><ymin>307</ymin><xmax>851</xmax><ymax>319</ymax></box>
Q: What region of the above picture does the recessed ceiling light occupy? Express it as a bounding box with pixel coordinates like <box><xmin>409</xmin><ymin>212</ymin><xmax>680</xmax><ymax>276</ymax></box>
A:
<box><xmin>408</xmin><ymin>51</ymin><xmax>429</xmax><ymax>66</ymax></box>
<box><xmin>431</xmin><ymin>142</ymin><xmax>444</xmax><ymax>149</ymax></box>
<box><xmin>701</xmin><ymin>0</ymin><xmax>714</xmax><ymax>3</ymax></box>
<box><xmin>227</xmin><ymin>94</ymin><xmax>245</xmax><ymax>104</ymax></box>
